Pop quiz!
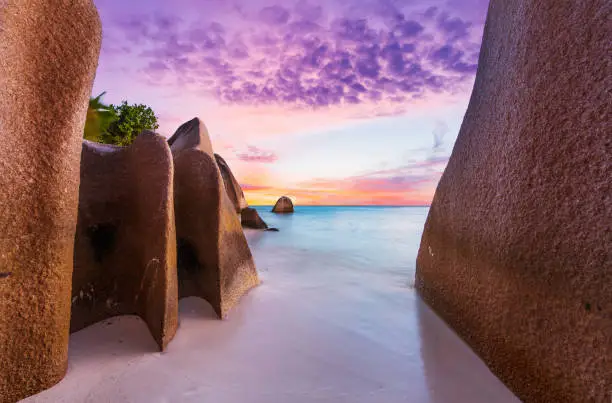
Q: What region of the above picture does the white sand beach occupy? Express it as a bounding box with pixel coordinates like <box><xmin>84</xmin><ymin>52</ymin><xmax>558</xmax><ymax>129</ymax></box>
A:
<box><xmin>22</xmin><ymin>209</ymin><xmax>518</xmax><ymax>403</ymax></box>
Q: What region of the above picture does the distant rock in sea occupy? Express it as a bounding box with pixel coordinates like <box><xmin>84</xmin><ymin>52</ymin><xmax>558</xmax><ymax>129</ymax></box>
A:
<box><xmin>272</xmin><ymin>196</ymin><xmax>294</xmax><ymax>213</ymax></box>
<box><xmin>241</xmin><ymin>207</ymin><xmax>269</xmax><ymax>230</ymax></box>
<box><xmin>415</xmin><ymin>1</ymin><xmax>610</xmax><ymax>402</ymax></box>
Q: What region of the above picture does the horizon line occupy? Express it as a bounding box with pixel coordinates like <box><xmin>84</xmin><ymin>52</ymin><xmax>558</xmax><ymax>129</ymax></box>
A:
<box><xmin>249</xmin><ymin>204</ymin><xmax>431</xmax><ymax>207</ymax></box>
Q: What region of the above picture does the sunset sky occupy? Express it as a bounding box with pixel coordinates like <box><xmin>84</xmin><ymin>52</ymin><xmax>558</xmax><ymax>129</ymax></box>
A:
<box><xmin>92</xmin><ymin>0</ymin><xmax>489</xmax><ymax>205</ymax></box>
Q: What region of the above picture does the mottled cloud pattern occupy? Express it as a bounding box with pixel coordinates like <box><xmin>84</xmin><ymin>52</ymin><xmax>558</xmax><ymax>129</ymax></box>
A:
<box><xmin>108</xmin><ymin>1</ymin><xmax>481</xmax><ymax>113</ymax></box>
<box><xmin>94</xmin><ymin>0</ymin><xmax>488</xmax><ymax>205</ymax></box>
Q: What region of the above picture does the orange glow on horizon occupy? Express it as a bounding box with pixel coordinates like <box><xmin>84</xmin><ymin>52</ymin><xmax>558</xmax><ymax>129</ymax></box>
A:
<box><xmin>244</xmin><ymin>188</ymin><xmax>434</xmax><ymax>206</ymax></box>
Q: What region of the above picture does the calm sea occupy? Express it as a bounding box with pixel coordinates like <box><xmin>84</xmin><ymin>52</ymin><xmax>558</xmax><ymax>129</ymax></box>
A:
<box><xmin>241</xmin><ymin>205</ymin><xmax>517</xmax><ymax>402</ymax></box>
<box><xmin>247</xmin><ymin>205</ymin><xmax>429</xmax><ymax>292</ymax></box>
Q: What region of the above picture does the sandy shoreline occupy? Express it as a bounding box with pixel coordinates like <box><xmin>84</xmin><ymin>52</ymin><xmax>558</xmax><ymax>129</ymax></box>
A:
<box><xmin>22</xmin><ymin>230</ymin><xmax>518</xmax><ymax>403</ymax></box>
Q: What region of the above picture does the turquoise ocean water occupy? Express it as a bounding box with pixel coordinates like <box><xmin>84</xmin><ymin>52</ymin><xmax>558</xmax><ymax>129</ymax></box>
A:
<box><xmin>247</xmin><ymin>205</ymin><xmax>429</xmax><ymax>291</ymax></box>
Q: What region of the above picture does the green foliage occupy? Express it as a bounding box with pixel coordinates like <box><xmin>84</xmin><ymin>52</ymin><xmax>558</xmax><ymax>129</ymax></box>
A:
<box><xmin>100</xmin><ymin>101</ymin><xmax>159</xmax><ymax>146</ymax></box>
<box><xmin>84</xmin><ymin>92</ymin><xmax>117</xmax><ymax>142</ymax></box>
<box><xmin>83</xmin><ymin>94</ymin><xmax>159</xmax><ymax>146</ymax></box>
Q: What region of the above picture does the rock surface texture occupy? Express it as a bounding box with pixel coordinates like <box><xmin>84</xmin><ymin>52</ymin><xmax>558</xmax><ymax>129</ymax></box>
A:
<box><xmin>415</xmin><ymin>1</ymin><xmax>611</xmax><ymax>403</ymax></box>
<box><xmin>0</xmin><ymin>6</ymin><xmax>260</xmax><ymax>399</ymax></box>
<box><xmin>0</xmin><ymin>1</ymin><xmax>102</xmax><ymax>402</ymax></box>
<box><xmin>272</xmin><ymin>196</ymin><xmax>294</xmax><ymax>213</ymax></box>
<box><xmin>169</xmin><ymin>119</ymin><xmax>260</xmax><ymax>318</ymax></box>
<box><xmin>72</xmin><ymin>136</ymin><xmax>178</xmax><ymax>350</ymax></box>
<box><xmin>215</xmin><ymin>153</ymin><xmax>248</xmax><ymax>213</ymax></box>
<box><xmin>214</xmin><ymin>153</ymin><xmax>271</xmax><ymax>230</ymax></box>
<box><xmin>241</xmin><ymin>207</ymin><xmax>269</xmax><ymax>230</ymax></box>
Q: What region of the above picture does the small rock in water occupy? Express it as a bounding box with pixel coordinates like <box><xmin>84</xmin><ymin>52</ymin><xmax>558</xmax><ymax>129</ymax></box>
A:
<box><xmin>265</xmin><ymin>228</ymin><xmax>280</xmax><ymax>232</ymax></box>
<box><xmin>241</xmin><ymin>207</ymin><xmax>269</xmax><ymax>229</ymax></box>
<box><xmin>271</xmin><ymin>196</ymin><xmax>294</xmax><ymax>213</ymax></box>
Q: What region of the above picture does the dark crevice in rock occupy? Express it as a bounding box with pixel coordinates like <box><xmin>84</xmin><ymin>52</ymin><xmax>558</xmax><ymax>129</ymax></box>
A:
<box><xmin>86</xmin><ymin>223</ymin><xmax>117</xmax><ymax>263</ymax></box>
<box><xmin>177</xmin><ymin>238</ymin><xmax>200</xmax><ymax>274</ymax></box>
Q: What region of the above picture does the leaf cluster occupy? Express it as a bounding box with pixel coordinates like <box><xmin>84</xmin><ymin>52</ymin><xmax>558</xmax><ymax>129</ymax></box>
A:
<box><xmin>84</xmin><ymin>93</ymin><xmax>159</xmax><ymax>146</ymax></box>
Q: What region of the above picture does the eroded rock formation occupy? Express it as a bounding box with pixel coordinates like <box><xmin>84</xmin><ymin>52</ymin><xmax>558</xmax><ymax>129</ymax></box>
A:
<box><xmin>241</xmin><ymin>207</ymin><xmax>269</xmax><ymax>230</ymax></box>
<box><xmin>170</xmin><ymin>118</ymin><xmax>260</xmax><ymax>318</ymax></box>
<box><xmin>0</xmin><ymin>2</ymin><xmax>260</xmax><ymax>398</ymax></box>
<box><xmin>214</xmin><ymin>153</ymin><xmax>271</xmax><ymax>230</ymax></box>
<box><xmin>272</xmin><ymin>196</ymin><xmax>294</xmax><ymax>213</ymax></box>
<box><xmin>72</xmin><ymin>135</ymin><xmax>178</xmax><ymax>350</ymax></box>
<box><xmin>0</xmin><ymin>0</ymin><xmax>102</xmax><ymax>401</ymax></box>
<box><xmin>215</xmin><ymin>153</ymin><xmax>248</xmax><ymax>213</ymax></box>
<box><xmin>415</xmin><ymin>1</ymin><xmax>611</xmax><ymax>402</ymax></box>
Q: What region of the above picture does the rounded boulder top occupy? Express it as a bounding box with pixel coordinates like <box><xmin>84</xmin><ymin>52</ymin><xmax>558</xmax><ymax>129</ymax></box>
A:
<box><xmin>272</xmin><ymin>196</ymin><xmax>294</xmax><ymax>213</ymax></box>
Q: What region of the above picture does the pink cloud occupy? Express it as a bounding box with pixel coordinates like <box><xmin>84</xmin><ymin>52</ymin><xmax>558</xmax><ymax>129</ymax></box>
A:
<box><xmin>240</xmin><ymin>183</ymin><xmax>272</xmax><ymax>191</ymax></box>
<box><xmin>235</xmin><ymin>145</ymin><xmax>278</xmax><ymax>163</ymax></box>
<box><xmin>303</xmin><ymin>155</ymin><xmax>448</xmax><ymax>192</ymax></box>
<box><xmin>241</xmin><ymin>156</ymin><xmax>448</xmax><ymax>206</ymax></box>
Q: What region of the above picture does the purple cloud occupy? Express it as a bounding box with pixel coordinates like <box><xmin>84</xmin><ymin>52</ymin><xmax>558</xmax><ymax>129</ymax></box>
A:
<box><xmin>235</xmin><ymin>146</ymin><xmax>278</xmax><ymax>163</ymax></box>
<box><xmin>295</xmin><ymin>1</ymin><xmax>323</xmax><ymax>22</ymax></box>
<box><xmin>288</xmin><ymin>20</ymin><xmax>322</xmax><ymax>34</ymax></box>
<box><xmin>259</xmin><ymin>5</ymin><xmax>290</xmax><ymax>25</ymax></box>
<box><xmin>438</xmin><ymin>14</ymin><xmax>472</xmax><ymax>40</ymax></box>
<box><xmin>429</xmin><ymin>44</ymin><xmax>478</xmax><ymax>73</ymax></box>
<box><xmin>108</xmin><ymin>2</ymin><xmax>482</xmax><ymax>111</ymax></box>
<box><xmin>394</xmin><ymin>19</ymin><xmax>424</xmax><ymax>38</ymax></box>
<box><xmin>424</xmin><ymin>6</ymin><xmax>438</xmax><ymax>19</ymax></box>
<box><xmin>188</xmin><ymin>26</ymin><xmax>226</xmax><ymax>50</ymax></box>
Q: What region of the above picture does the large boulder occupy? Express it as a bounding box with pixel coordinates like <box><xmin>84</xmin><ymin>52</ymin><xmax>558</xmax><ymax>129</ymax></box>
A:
<box><xmin>415</xmin><ymin>1</ymin><xmax>611</xmax><ymax>402</ymax></box>
<box><xmin>272</xmin><ymin>196</ymin><xmax>294</xmax><ymax>214</ymax></box>
<box><xmin>214</xmin><ymin>153</ymin><xmax>248</xmax><ymax>213</ymax></box>
<box><xmin>166</xmin><ymin>116</ymin><xmax>214</xmax><ymax>154</ymax></box>
<box><xmin>0</xmin><ymin>1</ymin><xmax>101</xmax><ymax>401</ymax></box>
<box><xmin>169</xmin><ymin>118</ymin><xmax>259</xmax><ymax>318</ymax></box>
<box><xmin>213</xmin><ymin>153</ymin><xmax>271</xmax><ymax>230</ymax></box>
<box><xmin>241</xmin><ymin>207</ymin><xmax>269</xmax><ymax>230</ymax></box>
<box><xmin>72</xmin><ymin>135</ymin><xmax>178</xmax><ymax>350</ymax></box>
